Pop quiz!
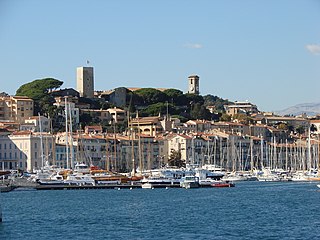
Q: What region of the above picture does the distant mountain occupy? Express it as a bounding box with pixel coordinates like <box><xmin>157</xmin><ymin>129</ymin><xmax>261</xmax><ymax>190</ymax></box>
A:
<box><xmin>276</xmin><ymin>102</ymin><xmax>320</xmax><ymax>116</ymax></box>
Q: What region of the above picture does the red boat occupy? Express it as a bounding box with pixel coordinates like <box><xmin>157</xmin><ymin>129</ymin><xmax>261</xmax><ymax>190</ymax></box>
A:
<box><xmin>211</xmin><ymin>182</ymin><xmax>235</xmax><ymax>188</ymax></box>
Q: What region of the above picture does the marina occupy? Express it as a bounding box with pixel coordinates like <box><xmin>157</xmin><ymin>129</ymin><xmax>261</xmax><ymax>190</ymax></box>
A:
<box><xmin>1</xmin><ymin>181</ymin><xmax>320</xmax><ymax>239</ymax></box>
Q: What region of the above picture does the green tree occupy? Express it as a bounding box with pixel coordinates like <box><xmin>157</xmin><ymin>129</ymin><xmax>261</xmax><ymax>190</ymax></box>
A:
<box><xmin>16</xmin><ymin>78</ymin><xmax>63</xmax><ymax>115</ymax></box>
<box><xmin>163</xmin><ymin>88</ymin><xmax>187</xmax><ymax>106</ymax></box>
<box><xmin>190</xmin><ymin>103</ymin><xmax>211</xmax><ymax>120</ymax></box>
<box><xmin>220</xmin><ymin>113</ymin><xmax>232</xmax><ymax>122</ymax></box>
<box><xmin>203</xmin><ymin>94</ymin><xmax>232</xmax><ymax>112</ymax></box>
<box><xmin>295</xmin><ymin>125</ymin><xmax>305</xmax><ymax>135</ymax></box>
<box><xmin>134</xmin><ymin>88</ymin><xmax>167</xmax><ymax>105</ymax></box>
<box><xmin>16</xmin><ymin>78</ymin><xmax>63</xmax><ymax>100</ymax></box>
<box><xmin>168</xmin><ymin>149</ymin><xmax>185</xmax><ymax>168</ymax></box>
<box><xmin>310</xmin><ymin>124</ymin><xmax>317</xmax><ymax>133</ymax></box>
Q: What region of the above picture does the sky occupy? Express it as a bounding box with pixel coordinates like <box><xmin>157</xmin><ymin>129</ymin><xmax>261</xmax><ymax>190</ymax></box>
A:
<box><xmin>1</xmin><ymin>0</ymin><xmax>320</xmax><ymax>112</ymax></box>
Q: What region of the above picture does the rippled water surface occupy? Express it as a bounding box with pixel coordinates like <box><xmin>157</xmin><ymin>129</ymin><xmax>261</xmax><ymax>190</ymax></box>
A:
<box><xmin>1</xmin><ymin>182</ymin><xmax>320</xmax><ymax>240</ymax></box>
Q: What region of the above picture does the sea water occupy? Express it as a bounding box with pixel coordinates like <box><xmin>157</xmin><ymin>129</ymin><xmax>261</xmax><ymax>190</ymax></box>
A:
<box><xmin>0</xmin><ymin>182</ymin><xmax>319</xmax><ymax>240</ymax></box>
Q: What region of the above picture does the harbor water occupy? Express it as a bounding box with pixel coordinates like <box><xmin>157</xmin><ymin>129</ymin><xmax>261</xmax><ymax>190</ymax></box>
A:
<box><xmin>0</xmin><ymin>181</ymin><xmax>320</xmax><ymax>240</ymax></box>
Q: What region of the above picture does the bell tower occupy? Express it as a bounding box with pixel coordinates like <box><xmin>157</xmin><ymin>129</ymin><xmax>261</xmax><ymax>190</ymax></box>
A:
<box><xmin>188</xmin><ymin>75</ymin><xmax>199</xmax><ymax>95</ymax></box>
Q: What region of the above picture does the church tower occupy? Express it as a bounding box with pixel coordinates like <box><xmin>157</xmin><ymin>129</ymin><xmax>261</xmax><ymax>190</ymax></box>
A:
<box><xmin>77</xmin><ymin>66</ymin><xmax>94</xmax><ymax>98</ymax></box>
<box><xmin>188</xmin><ymin>75</ymin><xmax>199</xmax><ymax>95</ymax></box>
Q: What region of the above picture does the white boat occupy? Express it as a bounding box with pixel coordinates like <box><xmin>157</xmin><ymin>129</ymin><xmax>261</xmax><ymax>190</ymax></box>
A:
<box><xmin>73</xmin><ymin>162</ymin><xmax>91</xmax><ymax>174</ymax></box>
<box><xmin>180</xmin><ymin>176</ymin><xmax>199</xmax><ymax>189</ymax></box>
<box><xmin>141</xmin><ymin>176</ymin><xmax>180</xmax><ymax>189</ymax></box>
<box><xmin>37</xmin><ymin>173</ymin><xmax>65</xmax><ymax>185</ymax></box>
<box><xmin>256</xmin><ymin>168</ymin><xmax>281</xmax><ymax>182</ymax></box>
<box><xmin>64</xmin><ymin>174</ymin><xmax>95</xmax><ymax>186</ymax></box>
<box><xmin>223</xmin><ymin>172</ymin><xmax>248</xmax><ymax>182</ymax></box>
<box><xmin>317</xmin><ymin>184</ymin><xmax>320</xmax><ymax>188</ymax></box>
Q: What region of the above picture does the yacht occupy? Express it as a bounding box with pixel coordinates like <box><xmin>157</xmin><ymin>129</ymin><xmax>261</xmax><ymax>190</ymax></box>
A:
<box><xmin>64</xmin><ymin>174</ymin><xmax>95</xmax><ymax>186</ymax></box>
<box><xmin>180</xmin><ymin>176</ymin><xmax>200</xmax><ymax>189</ymax></box>
<box><xmin>141</xmin><ymin>176</ymin><xmax>180</xmax><ymax>188</ymax></box>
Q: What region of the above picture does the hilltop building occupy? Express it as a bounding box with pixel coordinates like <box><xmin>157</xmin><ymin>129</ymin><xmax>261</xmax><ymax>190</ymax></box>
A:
<box><xmin>77</xmin><ymin>67</ymin><xmax>94</xmax><ymax>98</ymax></box>
<box><xmin>224</xmin><ymin>101</ymin><xmax>259</xmax><ymax>116</ymax></box>
<box><xmin>188</xmin><ymin>75</ymin><xmax>200</xmax><ymax>95</ymax></box>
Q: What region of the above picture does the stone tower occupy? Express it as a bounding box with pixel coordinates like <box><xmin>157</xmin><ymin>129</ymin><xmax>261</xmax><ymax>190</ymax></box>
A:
<box><xmin>77</xmin><ymin>67</ymin><xmax>94</xmax><ymax>98</ymax></box>
<box><xmin>188</xmin><ymin>75</ymin><xmax>199</xmax><ymax>95</ymax></box>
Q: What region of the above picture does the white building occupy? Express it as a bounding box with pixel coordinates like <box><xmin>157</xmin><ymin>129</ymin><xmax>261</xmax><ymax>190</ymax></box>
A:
<box><xmin>0</xmin><ymin>131</ymin><xmax>55</xmax><ymax>172</ymax></box>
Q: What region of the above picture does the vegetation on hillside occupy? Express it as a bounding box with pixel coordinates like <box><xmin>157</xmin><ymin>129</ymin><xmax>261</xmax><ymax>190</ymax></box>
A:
<box><xmin>15</xmin><ymin>79</ymin><xmax>234</xmax><ymax>132</ymax></box>
<box><xmin>16</xmin><ymin>78</ymin><xmax>63</xmax><ymax>116</ymax></box>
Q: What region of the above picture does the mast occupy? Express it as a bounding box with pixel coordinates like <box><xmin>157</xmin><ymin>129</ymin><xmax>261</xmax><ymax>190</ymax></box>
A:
<box><xmin>64</xmin><ymin>97</ymin><xmax>69</xmax><ymax>169</ymax></box>
<box><xmin>250</xmin><ymin>137</ymin><xmax>253</xmax><ymax>172</ymax></box>
<box><xmin>307</xmin><ymin>125</ymin><xmax>311</xmax><ymax>171</ymax></box>
<box><xmin>113</xmin><ymin>121</ymin><xmax>117</xmax><ymax>172</ymax></box>
<box><xmin>38</xmin><ymin>113</ymin><xmax>44</xmax><ymax>170</ymax></box>
<box><xmin>137</xmin><ymin>112</ymin><xmax>142</xmax><ymax>174</ymax></box>
<box><xmin>68</xmin><ymin>103</ymin><xmax>74</xmax><ymax>169</ymax></box>
<box><xmin>105</xmin><ymin>133</ymin><xmax>110</xmax><ymax>171</ymax></box>
<box><xmin>50</xmin><ymin>117</ymin><xmax>56</xmax><ymax>166</ymax></box>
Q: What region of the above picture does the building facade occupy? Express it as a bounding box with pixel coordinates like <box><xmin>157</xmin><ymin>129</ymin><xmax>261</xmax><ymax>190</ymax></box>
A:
<box><xmin>0</xmin><ymin>96</ymin><xmax>34</xmax><ymax>123</ymax></box>
<box><xmin>188</xmin><ymin>75</ymin><xmax>200</xmax><ymax>95</ymax></box>
<box><xmin>77</xmin><ymin>67</ymin><xmax>94</xmax><ymax>98</ymax></box>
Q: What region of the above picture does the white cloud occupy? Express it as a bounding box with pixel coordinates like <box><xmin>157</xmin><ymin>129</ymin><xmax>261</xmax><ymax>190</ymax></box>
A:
<box><xmin>306</xmin><ymin>44</ymin><xmax>320</xmax><ymax>55</ymax></box>
<box><xmin>183</xmin><ymin>43</ymin><xmax>203</xmax><ymax>49</ymax></box>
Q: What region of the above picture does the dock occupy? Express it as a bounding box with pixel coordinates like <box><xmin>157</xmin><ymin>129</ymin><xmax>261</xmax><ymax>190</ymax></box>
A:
<box><xmin>35</xmin><ymin>183</ymin><xmax>142</xmax><ymax>190</ymax></box>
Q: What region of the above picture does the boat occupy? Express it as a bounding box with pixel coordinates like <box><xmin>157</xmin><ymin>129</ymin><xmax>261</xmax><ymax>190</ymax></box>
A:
<box><xmin>211</xmin><ymin>182</ymin><xmax>235</xmax><ymax>188</ymax></box>
<box><xmin>64</xmin><ymin>174</ymin><xmax>95</xmax><ymax>186</ymax></box>
<box><xmin>37</xmin><ymin>173</ymin><xmax>65</xmax><ymax>185</ymax></box>
<box><xmin>317</xmin><ymin>184</ymin><xmax>320</xmax><ymax>188</ymax></box>
<box><xmin>141</xmin><ymin>176</ymin><xmax>180</xmax><ymax>189</ymax></box>
<box><xmin>180</xmin><ymin>176</ymin><xmax>199</xmax><ymax>189</ymax></box>
<box><xmin>0</xmin><ymin>185</ymin><xmax>16</xmax><ymax>192</ymax></box>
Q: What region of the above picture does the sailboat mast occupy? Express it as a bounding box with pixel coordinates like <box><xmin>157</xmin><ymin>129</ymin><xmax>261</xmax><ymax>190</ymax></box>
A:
<box><xmin>105</xmin><ymin>134</ymin><xmax>110</xmax><ymax>171</ymax></box>
<box><xmin>68</xmin><ymin>103</ymin><xmax>74</xmax><ymax>169</ymax></box>
<box><xmin>38</xmin><ymin>113</ymin><xmax>44</xmax><ymax>170</ymax></box>
<box><xmin>65</xmin><ymin>97</ymin><xmax>69</xmax><ymax>169</ymax></box>
<box><xmin>113</xmin><ymin>121</ymin><xmax>117</xmax><ymax>172</ymax></box>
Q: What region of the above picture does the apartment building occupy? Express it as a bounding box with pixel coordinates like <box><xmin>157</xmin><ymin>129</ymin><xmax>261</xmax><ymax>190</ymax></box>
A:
<box><xmin>0</xmin><ymin>131</ymin><xmax>55</xmax><ymax>172</ymax></box>
<box><xmin>0</xmin><ymin>96</ymin><xmax>34</xmax><ymax>123</ymax></box>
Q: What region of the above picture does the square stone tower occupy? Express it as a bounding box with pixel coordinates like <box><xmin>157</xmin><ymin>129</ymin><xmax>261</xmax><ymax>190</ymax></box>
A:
<box><xmin>77</xmin><ymin>67</ymin><xmax>94</xmax><ymax>98</ymax></box>
<box><xmin>188</xmin><ymin>75</ymin><xmax>199</xmax><ymax>95</ymax></box>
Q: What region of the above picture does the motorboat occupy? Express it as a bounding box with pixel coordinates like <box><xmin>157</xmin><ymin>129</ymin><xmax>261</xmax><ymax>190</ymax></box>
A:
<box><xmin>141</xmin><ymin>176</ymin><xmax>180</xmax><ymax>188</ymax></box>
<box><xmin>64</xmin><ymin>174</ymin><xmax>95</xmax><ymax>186</ymax></box>
<box><xmin>180</xmin><ymin>176</ymin><xmax>199</xmax><ymax>189</ymax></box>
<box><xmin>37</xmin><ymin>173</ymin><xmax>65</xmax><ymax>185</ymax></box>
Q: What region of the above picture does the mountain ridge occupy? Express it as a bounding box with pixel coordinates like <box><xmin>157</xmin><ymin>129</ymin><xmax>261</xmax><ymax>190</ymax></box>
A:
<box><xmin>275</xmin><ymin>102</ymin><xmax>320</xmax><ymax>116</ymax></box>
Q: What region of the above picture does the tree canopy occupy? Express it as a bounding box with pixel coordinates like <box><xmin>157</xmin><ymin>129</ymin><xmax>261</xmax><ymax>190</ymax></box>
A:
<box><xmin>16</xmin><ymin>78</ymin><xmax>63</xmax><ymax>100</ymax></box>
<box><xmin>133</xmin><ymin>88</ymin><xmax>167</xmax><ymax>105</ymax></box>
<box><xmin>16</xmin><ymin>78</ymin><xmax>63</xmax><ymax>115</ymax></box>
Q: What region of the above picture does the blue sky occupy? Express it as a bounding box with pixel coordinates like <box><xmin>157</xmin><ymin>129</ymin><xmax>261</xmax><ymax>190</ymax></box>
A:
<box><xmin>1</xmin><ymin>0</ymin><xmax>320</xmax><ymax>112</ymax></box>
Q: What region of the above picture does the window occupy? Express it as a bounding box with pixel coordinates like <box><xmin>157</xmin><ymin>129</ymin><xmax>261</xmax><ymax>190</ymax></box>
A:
<box><xmin>35</xmin><ymin>142</ymin><xmax>37</xmax><ymax>149</ymax></box>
